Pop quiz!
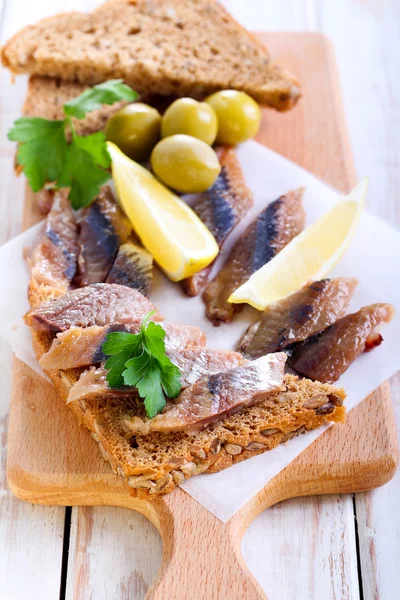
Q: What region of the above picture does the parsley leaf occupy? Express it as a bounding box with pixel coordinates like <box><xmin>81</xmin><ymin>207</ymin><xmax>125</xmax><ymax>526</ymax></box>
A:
<box><xmin>63</xmin><ymin>79</ymin><xmax>138</xmax><ymax>119</ymax></box>
<box><xmin>102</xmin><ymin>312</ymin><xmax>182</xmax><ymax>418</ymax></box>
<box><xmin>73</xmin><ymin>131</ymin><xmax>111</xmax><ymax>169</ymax></box>
<box><xmin>137</xmin><ymin>362</ymin><xmax>167</xmax><ymax>419</ymax></box>
<box><xmin>58</xmin><ymin>142</ymin><xmax>110</xmax><ymax>209</ymax></box>
<box><xmin>123</xmin><ymin>352</ymin><xmax>151</xmax><ymax>387</ymax></box>
<box><xmin>8</xmin><ymin>118</ymin><xmax>67</xmax><ymax>192</ymax></box>
<box><xmin>8</xmin><ymin>80</ymin><xmax>138</xmax><ymax>208</ymax></box>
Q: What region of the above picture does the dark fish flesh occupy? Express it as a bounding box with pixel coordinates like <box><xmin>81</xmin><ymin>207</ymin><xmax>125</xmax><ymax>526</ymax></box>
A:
<box><xmin>75</xmin><ymin>186</ymin><xmax>132</xmax><ymax>286</ymax></box>
<box><xmin>239</xmin><ymin>278</ymin><xmax>358</xmax><ymax>359</ymax></box>
<box><xmin>25</xmin><ymin>283</ymin><xmax>163</xmax><ymax>332</ymax></box>
<box><xmin>40</xmin><ymin>323</ymin><xmax>207</xmax><ymax>370</ymax></box>
<box><xmin>203</xmin><ymin>188</ymin><xmax>305</xmax><ymax>325</ymax></box>
<box><xmin>135</xmin><ymin>353</ymin><xmax>287</xmax><ymax>434</ymax></box>
<box><xmin>288</xmin><ymin>303</ymin><xmax>394</xmax><ymax>383</ymax></box>
<box><xmin>181</xmin><ymin>147</ymin><xmax>253</xmax><ymax>296</ymax></box>
<box><xmin>28</xmin><ymin>190</ymin><xmax>79</xmax><ymax>302</ymax></box>
<box><xmin>66</xmin><ymin>348</ymin><xmax>246</xmax><ymax>405</ymax></box>
<box><xmin>106</xmin><ymin>241</ymin><xmax>153</xmax><ymax>296</ymax></box>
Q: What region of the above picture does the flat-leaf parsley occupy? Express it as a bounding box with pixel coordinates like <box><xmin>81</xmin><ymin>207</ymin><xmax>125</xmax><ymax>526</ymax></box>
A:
<box><xmin>8</xmin><ymin>79</ymin><xmax>138</xmax><ymax>209</ymax></box>
<box><xmin>102</xmin><ymin>312</ymin><xmax>181</xmax><ymax>418</ymax></box>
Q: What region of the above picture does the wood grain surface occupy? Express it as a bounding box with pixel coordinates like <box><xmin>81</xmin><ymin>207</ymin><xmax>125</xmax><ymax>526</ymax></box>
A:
<box><xmin>5</xmin><ymin>32</ymin><xmax>398</xmax><ymax>600</ymax></box>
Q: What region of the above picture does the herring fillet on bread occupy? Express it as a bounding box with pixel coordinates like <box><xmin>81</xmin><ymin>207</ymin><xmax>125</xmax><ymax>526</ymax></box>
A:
<box><xmin>32</xmin><ymin>327</ymin><xmax>346</xmax><ymax>497</ymax></box>
<box><xmin>2</xmin><ymin>0</ymin><xmax>301</xmax><ymax>111</ymax></box>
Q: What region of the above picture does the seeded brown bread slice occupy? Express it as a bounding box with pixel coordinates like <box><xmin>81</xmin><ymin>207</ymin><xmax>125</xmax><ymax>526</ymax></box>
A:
<box><xmin>31</xmin><ymin>323</ymin><xmax>346</xmax><ymax>498</ymax></box>
<box><xmin>2</xmin><ymin>0</ymin><xmax>301</xmax><ymax>111</ymax></box>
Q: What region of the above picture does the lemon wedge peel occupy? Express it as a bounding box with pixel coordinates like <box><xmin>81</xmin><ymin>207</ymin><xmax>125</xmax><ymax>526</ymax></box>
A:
<box><xmin>107</xmin><ymin>142</ymin><xmax>219</xmax><ymax>281</ymax></box>
<box><xmin>228</xmin><ymin>178</ymin><xmax>368</xmax><ymax>311</ymax></box>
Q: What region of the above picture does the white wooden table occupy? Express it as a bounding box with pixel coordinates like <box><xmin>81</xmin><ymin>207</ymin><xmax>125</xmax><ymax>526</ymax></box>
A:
<box><xmin>0</xmin><ymin>1</ymin><xmax>399</xmax><ymax>598</ymax></box>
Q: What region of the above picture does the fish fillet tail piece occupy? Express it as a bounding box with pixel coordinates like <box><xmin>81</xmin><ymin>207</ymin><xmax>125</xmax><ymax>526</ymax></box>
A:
<box><xmin>106</xmin><ymin>241</ymin><xmax>153</xmax><ymax>296</ymax></box>
<box><xmin>128</xmin><ymin>352</ymin><xmax>287</xmax><ymax>435</ymax></box>
<box><xmin>28</xmin><ymin>189</ymin><xmax>79</xmax><ymax>305</ymax></box>
<box><xmin>75</xmin><ymin>186</ymin><xmax>132</xmax><ymax>286</ymax></box>
<box><xmin>40</xmin><ymin>323</ymin><xmax>207</xmax><ymax>370</ymax></box>
<box><xmin>66</xmin><ymin>367</ymin><xmax>138</xmax><ymax>405</ymax></box>
<box><xmin>25</xmin><ymin>283</ymin><xmax>163</xmax><ymax>332</ymax></box>
<box><xmin>238</xmin><ymin>277</ymin><xmax>358</xmax><ymax>358</ymax></box>
<box><xmin>203</xmin><ymin>187</ymin><xmax>306</xmax><ymax>325</ymax></box>
<box><xmin>181</xmin><ymin>266</ymin><xmax>214</xmax><ymax>297</ymax></box>
<box><xmin>181</xmin><ymin>146</ymin><xmax>253</xmax><ymax>296</ymax></box>
<box><xmin>288</xmin><ymin>303</ymin><xmax>394</xmax><ymax>383</ymax></box>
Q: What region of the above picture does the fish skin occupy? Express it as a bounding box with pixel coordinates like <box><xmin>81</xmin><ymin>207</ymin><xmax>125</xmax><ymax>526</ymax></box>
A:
<box><xmin>239</xmin><ymin>278</ymin><xmax>358</xmax><ymax>359</ymax></box>
<box><xmin>106</xmin><ymin>241</ymin><xmax>153</xmax><ymax>296</ymax></box>
<box><xmin>75</xmin><ymin>186</ymin><xmax>132</xmax><ymax>286</ymax></box>
<box><xmin>169</xmin><ymin>348</ymin><xmax>245</xmax><ymax>388</ymax></box>
<box><xmin>26</xmin><ymin>283</ymin><xmax>163</xmax><ymax>332</ymax></box>
<box><xmin>288</xmin><ymin>303</ymin><xmax>394</xmax><ymax>383</ymax></box>
<box><xmin>66</xmin><ymin>347</ymin><xmax>245</xmax><ymax>405</ymax></box>
<box><xmin>203</xmin><ymin>188</ymin><xmax>305</xmax><ymax>325</ymax></box>
<box><xmin>40</xmin><ymin>323</ymin><xmax>207</xmax><ymax>370</ymax></box>
<box><xmin>142</xmin><ymin>352</ymin><xmax>287</xmax><ymax>434</ymax></box>
<box><xmin>28</xmin><ymin>190</ymin><xmax>79</xmax><ymax>301</ymax></box>
<box><xmin>181</xmin><ymin>147</ymin><xmax>253</xmax><ymax>297</ymax></box>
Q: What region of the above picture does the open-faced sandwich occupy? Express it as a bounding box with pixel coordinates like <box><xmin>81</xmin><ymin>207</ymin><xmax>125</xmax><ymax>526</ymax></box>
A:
<box><xmin>3</xmin><ymin>0</ymin><xmax>394</xmax><ymax>497</ymax></box>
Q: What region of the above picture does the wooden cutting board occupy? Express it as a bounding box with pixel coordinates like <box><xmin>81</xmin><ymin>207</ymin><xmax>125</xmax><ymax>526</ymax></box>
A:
<box><xmin>6</xmin><ymin>33</ymin><xmax>398</xmax><ymax>600</ymax></box>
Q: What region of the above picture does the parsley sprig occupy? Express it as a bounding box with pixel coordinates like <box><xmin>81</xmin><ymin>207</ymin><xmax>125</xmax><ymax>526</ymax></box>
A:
<box><xmin>102</xmin><ymin>312</ymin><xmax>181</xmax><ymax>418</ymax></box>
<box><xmin>8</xmin><ymin>79</ymin><xmax>138</xmax><ymax>209</ymax></box>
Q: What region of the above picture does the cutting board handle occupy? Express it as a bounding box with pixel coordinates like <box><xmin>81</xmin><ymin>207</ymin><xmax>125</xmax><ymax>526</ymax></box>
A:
<box><xmin>143</xmin><ymin>489</ymin><xmax>267</xmax><ymax>600</ymax></box>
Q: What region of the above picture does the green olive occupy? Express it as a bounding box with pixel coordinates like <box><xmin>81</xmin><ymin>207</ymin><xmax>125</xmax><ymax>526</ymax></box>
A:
<box><xmin>105</xmin><ymin>103</ymin><xmax>161</xmax><ymax>162</ymax></box>
<box><xmin>150</xmin><ymin>134</ymin><xmax>221</xmax><ymax>194</ymax></box>
<box><xmin>161</xmin><ymin>98</ymin><xmax>218</xmax><ymax>145</ymax></box>
<box><xmin>205</xmin><ymin>90</ymin><xmax>261</xmax><ymax>145</ymax></box>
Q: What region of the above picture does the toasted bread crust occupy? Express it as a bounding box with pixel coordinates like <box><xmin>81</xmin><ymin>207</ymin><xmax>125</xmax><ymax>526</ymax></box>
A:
<box><xmin>2</xmin><ymin>0</ymin><xmax>300</xmax><ymax>111</ymax></box>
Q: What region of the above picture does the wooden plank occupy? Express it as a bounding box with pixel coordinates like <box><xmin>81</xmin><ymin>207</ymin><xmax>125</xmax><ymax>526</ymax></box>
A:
<box><xmin>0</xmin><ymin>29</ymin><xmax>66</xmax><ymax>596</ymax></box>
<box><xmin>66</xmin><ymin>506</ymin><xmax>162</xmax><ymax>600</ymax></box>
<box><xmin>242</xmin><ymin>495</ymin><xmax>360</xmax><ymax>600</ymax></box>
<box><xmin>0</xmin><ymin>345</ymin><xmax>66</xmax><ymax>600</ymax></box>
<box><xmin>318</xmin><ymin>2</ymin><xmax>400</xmax><ymax>598</ymax></box>
<box><xmin>355</xmin><ymin>391</ymin><xmax>400</xmax><ymax>600</ymax></box>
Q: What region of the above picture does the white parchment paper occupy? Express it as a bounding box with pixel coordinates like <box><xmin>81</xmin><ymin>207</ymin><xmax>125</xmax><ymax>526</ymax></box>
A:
<box><xmin>1</xmin><ymin>140</ymin><xmax>399</xmax><ymax>522</ymax></box>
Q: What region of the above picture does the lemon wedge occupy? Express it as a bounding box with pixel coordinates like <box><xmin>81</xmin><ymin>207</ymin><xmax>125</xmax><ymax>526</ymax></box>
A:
<box><xmin>107</xmin><ymin>142</ymin><xmax>219</xmax><ymax>281</ymax></box>
<box><xmin>229</xmin><ymin>179</ymin><xmax>368</xmax><ymax>310</ymax></box>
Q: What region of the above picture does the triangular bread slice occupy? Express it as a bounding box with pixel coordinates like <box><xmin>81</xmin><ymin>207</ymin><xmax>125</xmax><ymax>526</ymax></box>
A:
<box><xmin>2</xmin><ymin>0</ymin><xmax>300</xmax><ymax>111</ymax></box>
